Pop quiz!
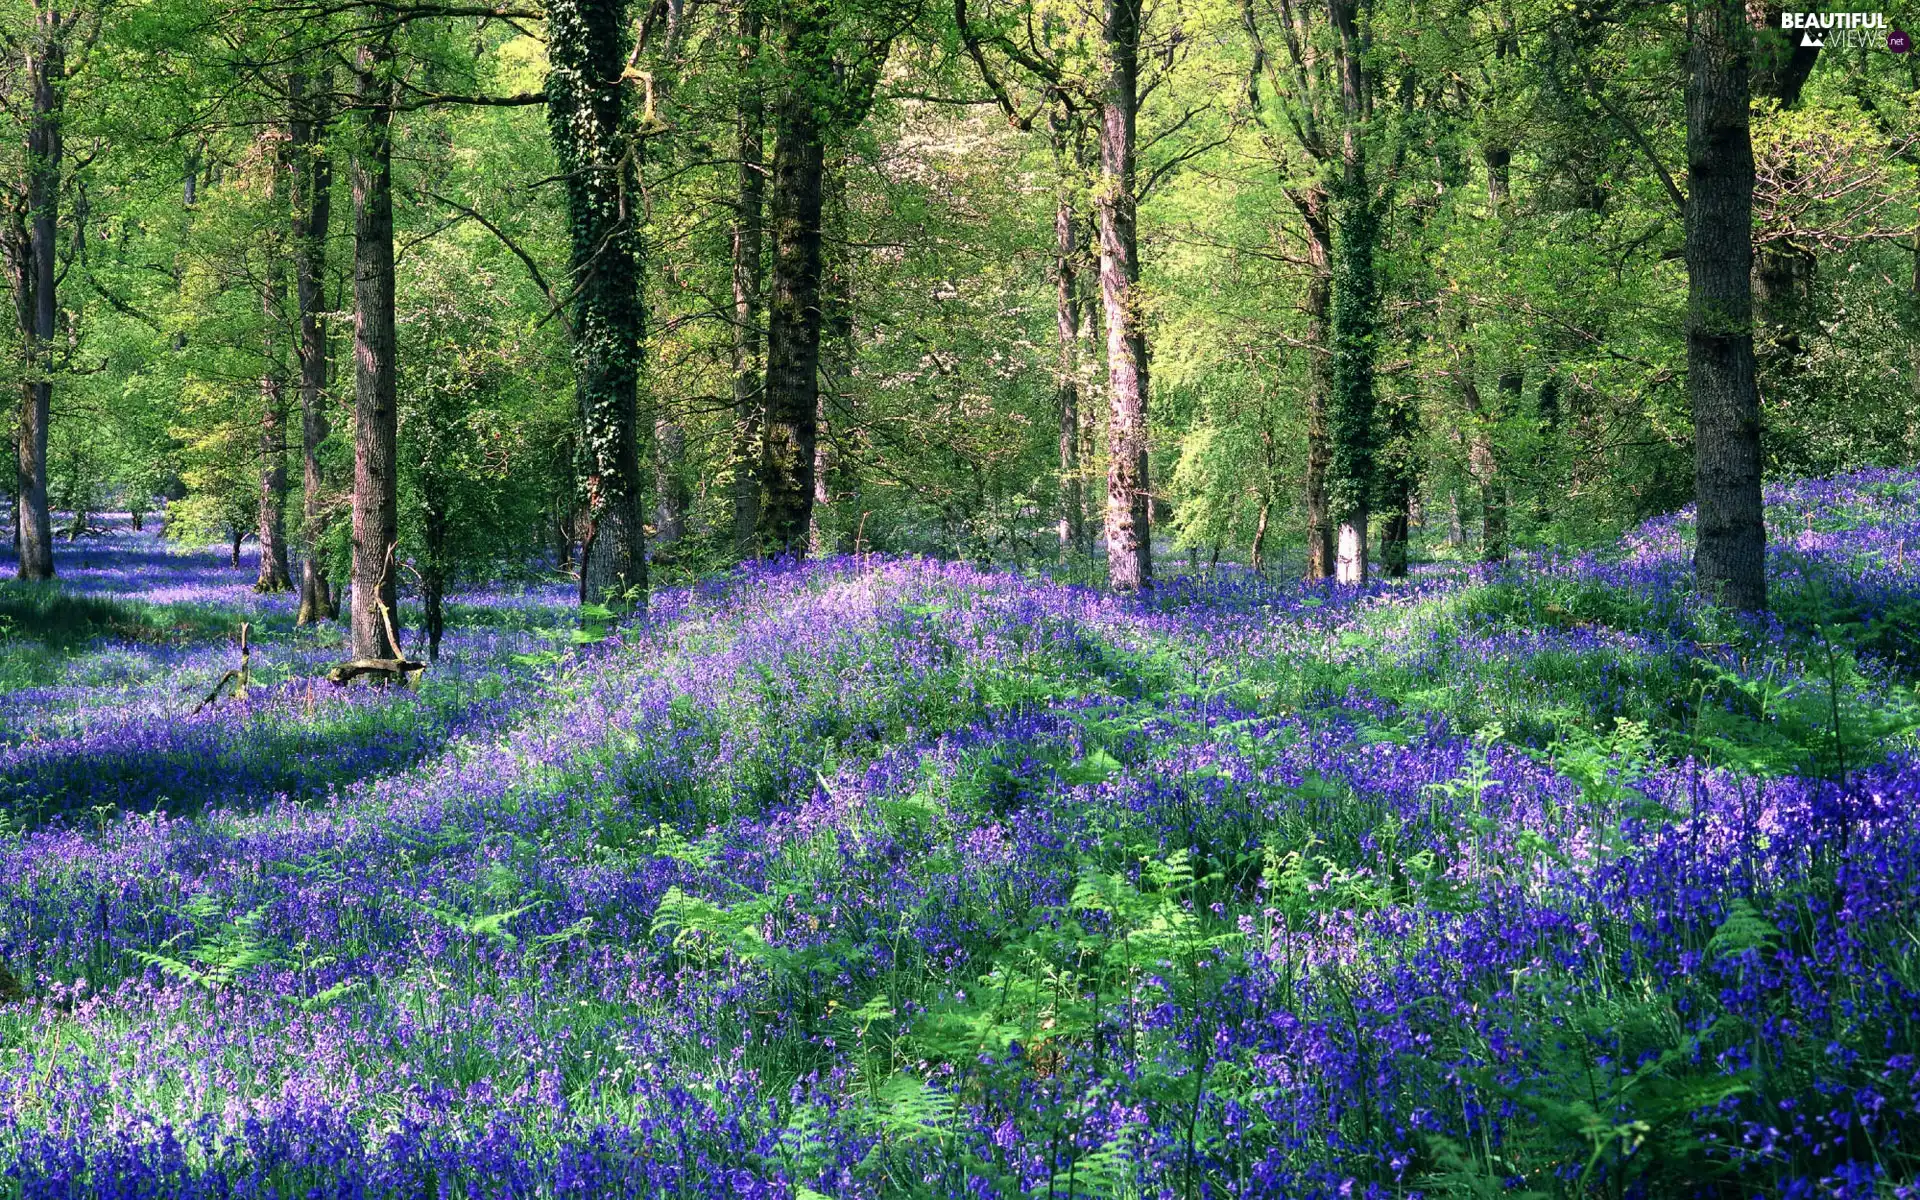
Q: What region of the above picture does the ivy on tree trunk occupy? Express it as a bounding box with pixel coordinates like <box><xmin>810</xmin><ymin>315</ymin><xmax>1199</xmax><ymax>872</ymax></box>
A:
<box><xmin>1328</xmin><ymin>160</ymin><xmax>1378</xmax><ymax>587</ymax></box>
<box><xmin>548</xmin><ymin>0</ymin><xmax>648</xmax><ymax>609</ymax></box>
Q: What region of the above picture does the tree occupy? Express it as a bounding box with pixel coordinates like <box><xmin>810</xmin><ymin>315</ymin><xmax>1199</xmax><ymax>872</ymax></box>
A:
<box><xmin>1243</xmin><ymin>0</ymin><xmax>1377</xmax><ymax>582</ymax></box>
<box><xmin>758</xmin><ymin>0</ymin><xmax>830</xmax><ymax>558</ymax></box>
<box><xmin>399</xmin><ymin>276</ymin><xmax>538</xmax><ymax>662</ymax></box>
<box><xmin>1686</xmin><ymin>0</ymin><xmax>1766</xmax><ymax>610</ymax></box>
<box><xmin>2</xmin><ymin>0</ymin><xmax>89</xmax><ymax>581</ymax></box>
<box><xmin>727</xmin><ymin>1</ymin><xmax>766</xmax><ymax>557</ymax></box>
<box><xmin>254</xmin><ymin>259</ymin><xmax>293</xmax><ymax>592</ymax></box>
<box><xmin>548</xmin><ymin>0</ymin><xmax>647</xmax><ymax>608</ymax></box>
<box><xmin>756</xmin><ymin>0</ymin><xmax>895</xmax><ymax>559</ymax></box>
<box><xmin>290</xmin><ymin>68</ymin><xmax>337</xmax><ymax>623</ymax></box>
<box><xmin>349</xmin><ymin>38</ymin><xmax>402</xmax><ymax>660</ymax></box>
<box><xmin>1327</xmin><ymin>157</ymin><xmax>1377</xmax><ymax>585</ymax></box>
<box><xmin>1049</xmin><ymin>109</ymin><xmax>1093</xmax><ymax>559</ymax></box>
<box><xmin>1096</xmin><ymin>0</ymin><xmax>1150</xmax><ymax>591</ymax></box>
<box><xmin>953</xmin><ymin>0</ymin><xmax>1217</xmax><ymax>590</ymax></box>
<box><xmin>1323</xmin><ymin>0</ymin><xmax>1379</xmax><ymax>586</ymax></box>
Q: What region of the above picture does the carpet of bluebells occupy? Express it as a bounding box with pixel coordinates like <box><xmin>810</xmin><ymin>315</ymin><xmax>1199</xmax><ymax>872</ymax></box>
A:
<box><xmin>1</xmin><ymin>470</ymin><xmax>1919</xmax><ymax>1198</ymax></box>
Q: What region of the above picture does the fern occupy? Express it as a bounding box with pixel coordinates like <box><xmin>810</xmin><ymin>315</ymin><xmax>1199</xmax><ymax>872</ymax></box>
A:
<box><xmin>132</xmin><ymin>904</ymin><xmax>277</xmax><ymax>989</ymax></box>
<box><xmin>872</xmin><ymin>1073</ymin><xmax>956</xmax><ymax>1139</ymax></box>
<box><xmin>415</xmin><ymin>898</ymin><xmax>541</xmax><ymax>946</ymax></box>
<box><xmin>294</xmin><ymin>979</ymin><xmax>365</xmax><ymax>1013</ymax></box>
<box><xmin>1707</xmin><ymin>898</ymin><xmax>1779</xmax><ymax>963</ymax></box>
<box><xmin>1048</xmin><ymin>1125</ymin><xmax>1137</xmax><ymax>1199</ymax></box>
<box><xmin>531</xmin><ymin>917</ymin><xmax>594</xmax><ymax>950</ymax></box>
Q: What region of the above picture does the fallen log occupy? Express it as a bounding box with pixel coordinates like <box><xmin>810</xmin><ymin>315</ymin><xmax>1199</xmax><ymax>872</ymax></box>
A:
<box><xmin>324</xmin><ymin>657</ymin><xmax>427</xmax><ymax>686</ymax></box>
<box><xmin>324</xmin><ymin>595</ymin><xmax>425</xmax><ymax>686</ymax></box>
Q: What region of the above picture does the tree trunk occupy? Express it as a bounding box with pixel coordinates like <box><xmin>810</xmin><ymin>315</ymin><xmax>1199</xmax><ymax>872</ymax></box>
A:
<box><xmin>1454</xmin><ymin>337</ymin><xmax>1508</xmax><ymax>564</ymax></box>
<box><xmin>231</xmin><ymin>527</ymin><xmax>243</xmax><ymax>568</ymax></box>
<box><xmin>1912</xmin><ymin>228</ymin><xmax>1920</xmax><ymax>459</ymax></box>
<box><xmin>549</xmin><ymin>0</ymin><xmax>648</xmax><ymax>609</ymax></box>
<box><xmin>759</xmin><ymin>1</ymin><xmax>827</xmax><ymax>559</ymax></box>
<box><xmin>1486</xmin><ymin>368</ymin><xmax>1520</xmax><ymax>560</ymax></box>
<box><xmin>1327</xmin><ymin>0</ymin><xmax>1375</xmax><ymax>587</ymax></box>
<box><xmin>1336</xmin><ymin>521</ymin><xmax>1367</xmax><ymax>584</ymax></box>
<box><xmin>729</xmin><ymin>3</ymin><xmax>766</xmax><ymax>559</ymax></box>
<box><xmin>1378</xmin><ymin>387</ymin><xmax>1415</xmax><ymax>578</ymax></box>
<box><xmin>1300</xmin><ymin>185</ymin><xmax>1335</xmax><ymax>580</ymax></box>
<box><xmin>1098</xmin><ymin>0</ymin><xmax>1151</xmax><ymax>592</ymax></box>
<box><xmin>1250</xmin><ymin>496</ymin><xmax>1270</xmax><ymax>573</ymax></box>
<box><xmin>422</xmin><ymin>505</ymin><xmax>446</xmax><ymax>661</ymax></box>
<box><xmin>653</xmin><ymin>415</ymin><xmax>687</xmax><ymax>545</ymax></box>
<box><xmin>291</xmin><ymin>70</ymin><xmax>335</xmax><ymax>625</ymax></box>
<box><xmin>1484</xmin><ymin>144</ymin><xmax>1511</xmax><ymax>211</ymax></box>
<box><xmin>1379</xmin><ymin>506</ymin><xmax>1408</xmax><ymax>576</ymax></box>
<box><xmin>1747</xmin><ymin>17</ymin><xmax>1817</xmax><ymax>434</ymax></box>
<box><xmin>1480</xmin><ymin>125</ymin><xmax>1518</xmax><ymax>565</ymax></box>
<box><xmin>1052</xmin><ymin>124</ymin><xmax>1087</xmax><ymax>559</ymax></box>
<box><xmin>349</xmin><ymin>42</ymin><xmax>401</xmax><ymax>661</ymax></box>
<box><xmin>809</xmin><ymin>391</ymin><xmax>831</xmax><ymax>555</ymax></box>
<box><xmin>1328</xmin><ymin>164</ymin><xmax>1377</xmax><ymax>586</ymax></box>
<box><xmin>1686</xmin><ymin>0</ymin><xmax>1767</xmax><ymax>611</ymax></box>
<box><xmin>1075</xmin><ymin>150</ymin><xmax>1100</xmax><ymax>563</ymax></box>
<box><xmin>10</xmin><ymin>22</ymin><xmax>61</xmax><ymax>582</ymax></box>
<box><xmin>813</xmin><ymin>156</ymin><xmax>856</xmax><ymax>556</ymax></box>
<box><xmin>255</xmin><ymin>269</ymin><xmax>293</xmax><ymax>592</ymax></box>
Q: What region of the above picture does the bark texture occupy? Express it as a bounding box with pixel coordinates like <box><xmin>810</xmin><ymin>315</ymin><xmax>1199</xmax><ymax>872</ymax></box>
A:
<box><xmin>255</xmin><ymin>266</ymin><xmax>293</xmax><ymax>592</ymax></box>
<box><xmin>1052</xmin><ymin>124</ymin><xmax>1087</xmax><ymax>558</ymax></box>
<box><xmin>350</xmin><ymin>43</ymin><xmax>400</xmax><ymax>661</ymax></box>
<box><xmin>8</xmin><ymin>16</ymin><xmax>62</xmax><ymax>581</ymax></box>
<box><xmin>813</xmin><ymin>157</ymin><xmax>854</xmax><ymax>555</ymax></box>
<box><xmin>1098</xmin><ymin>0</ymin><xmax>1151</xmax><ymax>592</ymax></box>
<box><xmin>291</xmin><ymin>70</ymin><xmax>335</xmax><ymax>624</ymax></box>
<box><xmin>728</xmin><ymin>2</ymin><xmax>766</xmax><ymax>557</ymax></box>
<box><xmin>653</xmin><ymin>416</ymin><xmax>688</xmax><ymax>544</ymax></box>
<box><xmin>758</xmin><ymin>0</ymin><xmax>827</xmax><ymax>559</ymax></box>
<box><xmin>1686</xmin><ymin>0</ymin><xmax>1767</xmax><ymax>611</ymax></box>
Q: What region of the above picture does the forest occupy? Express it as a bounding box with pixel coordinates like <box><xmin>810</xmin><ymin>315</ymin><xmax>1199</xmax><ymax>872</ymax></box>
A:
<box><xmin>0</xmin><ymin>0</ymin><xmax>1918</xmax><ymax>1194</ymax></box>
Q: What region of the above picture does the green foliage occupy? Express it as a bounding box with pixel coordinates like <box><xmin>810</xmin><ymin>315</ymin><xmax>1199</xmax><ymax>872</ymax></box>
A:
<box><xmin>132</xmin><ymin>901</ymin><xmax>278</xmax><ymax>990</ymax></box>
<box><xmin>1328</xmin><ymin>162</ymin><xmax>1382</xmax><ymax>528</ymax></box>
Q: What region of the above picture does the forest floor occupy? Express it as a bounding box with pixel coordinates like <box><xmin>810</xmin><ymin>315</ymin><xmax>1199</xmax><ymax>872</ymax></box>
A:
<box><xmin>0</xmin><ymin>473</ymin><xmax>1917</xmax><ymax>1198</ymax></box>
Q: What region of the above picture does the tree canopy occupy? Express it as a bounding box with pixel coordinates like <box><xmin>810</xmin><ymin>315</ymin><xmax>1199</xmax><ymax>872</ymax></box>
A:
<box><xmin>3</xmin><ymin>0</ymin><xmax>1913</xmax><ymax>612</ymax></box>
